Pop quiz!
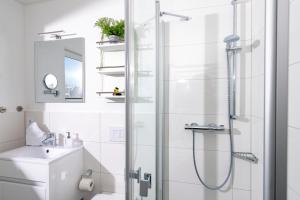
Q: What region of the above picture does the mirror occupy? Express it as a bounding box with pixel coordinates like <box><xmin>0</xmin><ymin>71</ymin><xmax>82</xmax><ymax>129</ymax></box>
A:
<box><xmin>44</xmin><ymin>74</ymin><xmax>58</xmax><ymax>90</ymax></box>
<box><xmin>35</xmin><ymin>38</ymin><xmax>85</xmax><ymax>103</ymax></box>
<box><xmin>64</xmin><ymin>51</ymin><xmax>83</xmax><ymax>99</ymax></box>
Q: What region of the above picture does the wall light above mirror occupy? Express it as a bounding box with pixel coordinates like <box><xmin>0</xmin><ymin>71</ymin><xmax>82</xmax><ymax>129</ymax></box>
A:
<box><xmin>35</xmin><ymin>38</ymin><xmax>85</xmax><ymax>103</ymax></box>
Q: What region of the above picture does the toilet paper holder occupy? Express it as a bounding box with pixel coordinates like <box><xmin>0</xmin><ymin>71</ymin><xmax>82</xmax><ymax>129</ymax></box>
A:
<box><xmin>79</xmin><ymin>169</ymin><xmax>95</xmax><ymax>192</ymax></box>
<box><xmin>82</xmin><ymin>169</ymin><xmax>93</xmax><ymax>178</ymax></box>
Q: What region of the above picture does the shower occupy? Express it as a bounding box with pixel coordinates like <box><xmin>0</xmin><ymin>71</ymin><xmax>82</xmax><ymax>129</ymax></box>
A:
<box><xmin>125</xmin><ymin>0</ymin><xmax>291</xmax><ymax>198</ymax></box>
<box><xmin>185</xmin><ymin>7</ymin><xmax>259</xmax><ymax>190</ymax></box>
<box><xmin>185</xmin><ymin>0</ymin><xmax>242</xmax><ymax>191</ymax></box>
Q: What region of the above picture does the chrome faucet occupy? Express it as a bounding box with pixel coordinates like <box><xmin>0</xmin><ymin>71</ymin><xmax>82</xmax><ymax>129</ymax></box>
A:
<box><xmin>42</xmin><ymin>133</ymin><xmax>56</xmax><ymax>146</ymax></box>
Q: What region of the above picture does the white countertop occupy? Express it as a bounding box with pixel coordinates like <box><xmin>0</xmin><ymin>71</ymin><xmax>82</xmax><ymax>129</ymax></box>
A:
<box><xmin>0</xmin><ymin>145</ymin><xmax>83</xmax><ymax>164</ymax></box>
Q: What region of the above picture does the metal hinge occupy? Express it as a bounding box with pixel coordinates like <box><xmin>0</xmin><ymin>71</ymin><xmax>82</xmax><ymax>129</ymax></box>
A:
<box><xmin>129</xmin><ymin>167</ymin><xmax>141</xmax><ymax>183</ymax></box>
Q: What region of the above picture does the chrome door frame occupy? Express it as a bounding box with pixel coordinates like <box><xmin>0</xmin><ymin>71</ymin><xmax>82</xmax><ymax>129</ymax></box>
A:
<box><xmin>125</xmin><ymin>0</ymin><xmax>163</xmax><ymax>199</ymax></box>
<box><xmin>155</xmin><ymin>1</ymin><xmax>164</xmax><ymax>200</ymax></box>
<box><xmin>264</xmin><ymin>0</ymin><xmax>289</xmax><ymax>199</ymax></box>
<box><xmin>125</xmin><ymin>0</ymin><xmax>133</xmax><ymax>199</ymax></box>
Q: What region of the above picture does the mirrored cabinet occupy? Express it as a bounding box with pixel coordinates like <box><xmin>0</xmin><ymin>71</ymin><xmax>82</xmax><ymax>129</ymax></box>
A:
<box><xmin>35</xmin><ymin>38</ymin><xmax>85</xmax><ymax>103</ymax></box>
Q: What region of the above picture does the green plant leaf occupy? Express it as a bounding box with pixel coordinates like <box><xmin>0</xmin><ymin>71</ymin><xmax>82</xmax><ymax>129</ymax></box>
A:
<box><xmin>95</xmin><ymin>17</ymin><xmax>125</xmax><ymax>39</ymax></box>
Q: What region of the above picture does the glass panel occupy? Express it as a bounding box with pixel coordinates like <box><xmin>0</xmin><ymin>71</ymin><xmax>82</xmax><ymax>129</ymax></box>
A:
<box><xmin>127</xmin><ymin>0</ymin><xmax>158</xmax><ymax>199</ymax></box>
<box><xmin>288</xmin><ymin>1</ymin><xmax>300</xmax><ymax>199</ymax></box>
<box><xmin>128</xmin><ymin>0</ymin><xmax>266</xmax><ymax>199</ymax></box>
<box><xmin>160</xmin><ymin>0</ymin><xmax>265</xmax><ymax>199</ymax></box>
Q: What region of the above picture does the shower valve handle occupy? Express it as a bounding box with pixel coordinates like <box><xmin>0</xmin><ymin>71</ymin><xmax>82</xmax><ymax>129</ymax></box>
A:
<box><xmin>184</xmin><ymin>123</ymin><xmax>225</xmax><ymax>131</ymax></box>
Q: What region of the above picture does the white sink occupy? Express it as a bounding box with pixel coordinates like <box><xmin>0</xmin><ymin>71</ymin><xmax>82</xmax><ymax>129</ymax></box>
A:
<box><xmin>0</xmin><ymin>146</ymin><xmax>81</xmax><ymax>163</ymax></box>
<box><xmin>0</xmin><ymin>146</ymin><xmax>84</xmax><ymax>200</ymax></box>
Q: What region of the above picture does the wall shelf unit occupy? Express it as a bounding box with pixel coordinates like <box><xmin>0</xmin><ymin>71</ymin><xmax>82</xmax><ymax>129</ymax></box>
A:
<box><xmin>105</xmin><ymin>96</ymin><xmax>126</xmax><ymax>102</ymax></box>
<box><xmin>96</xmin><ymin>66</ymin><xmax>125</xmax><ymax>76</ymax></box>
<box><xmin>96</xmin><ymin>91</ymin><xmax>125</xmax><ymax>102</ymax></box>
<box><xmin>97</xmin><ymin>41</ymin><xmax>126</xmax><ymax>103</ymax></box>
<box><xmin>97</xmin><ymin>42</ymin><xmax>125</xmax><ymax>52</ymax></box>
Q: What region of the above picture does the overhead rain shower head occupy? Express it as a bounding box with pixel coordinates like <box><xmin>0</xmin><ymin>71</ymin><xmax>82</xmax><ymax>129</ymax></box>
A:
<box><xmin>160</xmin><ymin>11</ymin><xmax>191</xmax><ymax>21</ymax></box>
<box><xmin>224</xmin><ymin>34</ymin><xmax>240</xmax><ymax>44</ymax></box>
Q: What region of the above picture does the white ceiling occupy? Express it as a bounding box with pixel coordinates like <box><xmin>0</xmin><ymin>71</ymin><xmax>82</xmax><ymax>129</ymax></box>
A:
<box><xmin>16</xmin><ymin>0</ymin><xmax>51</xmax><ymax>5</ymax></box>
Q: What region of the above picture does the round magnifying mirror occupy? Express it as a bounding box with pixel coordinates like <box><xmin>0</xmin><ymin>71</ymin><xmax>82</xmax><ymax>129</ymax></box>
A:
<box><xmin>44</xmin><ymin>74</ymin><xmax>58</xmax><ymax>90</ymax></box>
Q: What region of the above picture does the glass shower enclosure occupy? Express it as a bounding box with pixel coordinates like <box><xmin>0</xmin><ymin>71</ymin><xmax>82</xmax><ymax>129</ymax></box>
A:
<box><xmin>125</xmin><ymin>0</ymin><xmax>290</xmax><ymax>199</ymax></box>
<box><xmin>125</xmin><ymin>0</ymin><xmax>163</xmax><ymax>200</ymax></box>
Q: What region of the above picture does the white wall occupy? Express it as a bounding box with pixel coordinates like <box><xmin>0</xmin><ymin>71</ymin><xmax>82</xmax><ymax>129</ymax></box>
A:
<box><xmin>161</xmin><ymin>0</ymin><xmax>265</xmax><ymax>199</ymax></box>
<box><xmin>288</xmin><ymin>0</ymin><xmax>300</xmax><ymax>199</ymax></box>
<box><xmin>251</xmin><ymin>0</ymin><xmax>265</xmax><ymax>199</ymax></box>
<box><xmin>23</xmin><ymin>0</ymin><xmax>125</xmax><ymax>198</ymax></box>
<box><xmin>0</xmin><ymin>0</ymin><xmax>26</xmax><ymax>152</ymax></box>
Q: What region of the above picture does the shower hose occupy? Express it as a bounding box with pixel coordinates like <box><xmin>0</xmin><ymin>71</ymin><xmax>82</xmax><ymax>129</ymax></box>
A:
<box><xmin>192</xmin><ymin>51</ymin><xmax>234</xmax><ymax>190</ymax></box>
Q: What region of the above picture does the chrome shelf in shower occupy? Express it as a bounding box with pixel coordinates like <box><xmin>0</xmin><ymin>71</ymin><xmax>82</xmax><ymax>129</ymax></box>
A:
<box><xmin>233</xmin><ymin>152</ymin><xmax>259</xmax><ymax>164</ymax></box>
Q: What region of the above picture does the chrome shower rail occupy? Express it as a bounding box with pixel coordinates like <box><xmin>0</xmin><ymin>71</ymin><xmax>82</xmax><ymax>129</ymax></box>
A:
<box><xmin>160</xmin><ymin>11</ymin><xmax>191</xmax><ymax>21</ymax></box>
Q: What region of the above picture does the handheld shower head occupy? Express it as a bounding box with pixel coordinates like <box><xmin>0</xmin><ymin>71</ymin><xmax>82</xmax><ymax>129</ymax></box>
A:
<box><xmin>224</xmin><ymin>34</ymin><xmax>240</xmax><ymax>44</ymax></box>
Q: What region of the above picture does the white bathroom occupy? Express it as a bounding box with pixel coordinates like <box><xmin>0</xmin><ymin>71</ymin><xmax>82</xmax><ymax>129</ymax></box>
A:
<box><xmin>0</xmin><ymin>0</ymin><xmax>298</xmax><ymax>200</ymax></box>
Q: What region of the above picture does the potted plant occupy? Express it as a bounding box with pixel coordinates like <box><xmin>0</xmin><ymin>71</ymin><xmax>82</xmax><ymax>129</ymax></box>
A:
<box><xmin>95</xmin><ymin>17</ymin><xmax>125</xmax><ymax>43</ymax></box>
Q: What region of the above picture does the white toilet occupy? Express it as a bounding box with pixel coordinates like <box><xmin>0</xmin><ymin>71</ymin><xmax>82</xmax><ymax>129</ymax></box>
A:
<box><xmin>91</xmin><ymin>193</ymin><xmax>124</xmax><ymax>200</ymax></box>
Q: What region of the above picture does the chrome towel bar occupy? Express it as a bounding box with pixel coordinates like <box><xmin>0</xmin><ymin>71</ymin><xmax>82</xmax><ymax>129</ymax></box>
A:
<box><xmin>0</xmin><ymin>106</ymin><xmax>24</xmax><ymax>113</ymax></box>
<box><xmin>0</xmin><ymin>106</ymin><xmax>7</xmax><ymax>113</ymax></box>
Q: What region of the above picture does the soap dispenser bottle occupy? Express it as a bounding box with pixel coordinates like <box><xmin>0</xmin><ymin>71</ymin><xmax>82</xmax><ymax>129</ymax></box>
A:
<box><xmin>65</xmin><ymin>132</ymin><xmax>73</xmax><ymax>148</ymax></box>
<box><xmin>72</xmin><ymin>133</ymin><xmax>83</xmax><ymax>147</ymax></box>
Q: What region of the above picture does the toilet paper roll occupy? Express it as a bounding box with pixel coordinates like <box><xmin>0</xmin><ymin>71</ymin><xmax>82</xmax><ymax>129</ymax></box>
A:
<box><xmin>79</xmin><ymin>177</ymin><xmax>95</xmax><ymax>192</ymax></box>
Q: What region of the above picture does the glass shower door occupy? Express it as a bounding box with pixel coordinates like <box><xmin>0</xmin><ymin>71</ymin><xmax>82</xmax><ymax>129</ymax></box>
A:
<box><xmin>126</xmin><ymin>0</ymin><xmax>162</xmax><ymax>199</ymax></box>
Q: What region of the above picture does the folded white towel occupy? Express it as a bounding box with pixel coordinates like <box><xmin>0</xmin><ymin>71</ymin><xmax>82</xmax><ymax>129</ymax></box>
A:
<box><xmin>26</xmin><ymin>121</ymin><xmax>46</xmax><ymax>146</ymax></box>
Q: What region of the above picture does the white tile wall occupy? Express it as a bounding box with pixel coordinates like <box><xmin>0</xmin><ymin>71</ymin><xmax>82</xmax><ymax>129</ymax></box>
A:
<box><xmin>288</xmin><ymin>128</ymin><xmax>300</xmax><ymax>194</ymax></box>
<box><xmin>288</xmin><ymin>64</ymin><xmax>300</xmax><ymax>128</ymax></box>
<box><xmin>0</xmin><ymin>0</ymin><xmax>26</xmax><ymax>152</ymax></box>
<box><xmin>233</xmin><ymin>189</ymin><xmax>251</xmax><ymax>200</ymax></box>
<box><xmin>160</xmin><ymin>0</ymin><xmax>232</xmax><ymax>12</ymax></box>
<box><xmin>0</xmin><ymin>138</ymin><xmax>25</xmax><ymax>153</ymax></box>
<box><xmin>100</xmin><ymin>173</ymin><xmax>125</xmax><ymax>194</ymax></box>
<box><xmin>250</xmin><ymin>0</ymin><xmax>265</xmax><ymax>199</ymax></box>
<box><xmin>289</xmin><ymin>0</ymin><xmax>300</xmax><ymax>198</ymax></box>
<box><xmin>167</xmin><ymin>181</ymin><xmax>232</xmax><ymax>200</ymax></box>
<box><xmin>168</xmin><ymin>148</ymin><xmax>232</xmax><ymax>186</ymax></box>
<box><xmin>100</xmin><ymin>143</ymin><xmax>125</xmax><ymax>175</ymax></box>
<box><xmin>289</xmin><ymin>0</ymin><xmax>300</xmax><ymax>65</ymax></box>
<box><xmin>100</xmin><ymin>113</ymin><xmax>125</xmax><ymax>144</ymax></box>
<box><xmin>166</xmin><ymin>41</ymin><xmax>252</xmax><ymax>81</ymax></box>
<box><xmin>169</xmin><ymin>79</ymin><xmax>229</xmax><ymax>115</ymax></box>
<box><xmin>0</xmin><ymin>113</ymin><xmax>25</xmax><ymax>142</ymax></box>
<box><xmin>84</xmin><ymin>141</ymin><xmax>101</xmax><ymax>172</ymax></box>
<box><xmin>233</xmin><ymin>159</ymin><xmax>251</xmax><ymax>190</ymax></box>
<box><xmin>163</xmin><ymin>5</ymin><xmax>251</xmax><ymax>46</ymax></box>
<box><xmin>49</xmin><ymin>112</ymin><xmax>101</xmax><ymax>142</ymax></box>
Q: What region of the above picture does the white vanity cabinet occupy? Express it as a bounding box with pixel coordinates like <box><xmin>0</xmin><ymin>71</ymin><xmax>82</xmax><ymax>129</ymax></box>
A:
<box><xmin>0</xmin><ymin>146</ymin><xmax>83</xmax><ymax>200</ymax></box>
<box><xmin>0</xmin><ymin>181</ymin><xmax>46</xmax><ymax>200</ymax></box>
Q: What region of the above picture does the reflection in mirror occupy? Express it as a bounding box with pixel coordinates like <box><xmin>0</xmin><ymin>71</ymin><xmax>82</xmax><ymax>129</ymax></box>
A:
<box><xmin>64</xmin><ymin>50</ymin><xmax>83</xmax><ymax>99</ymax></box>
